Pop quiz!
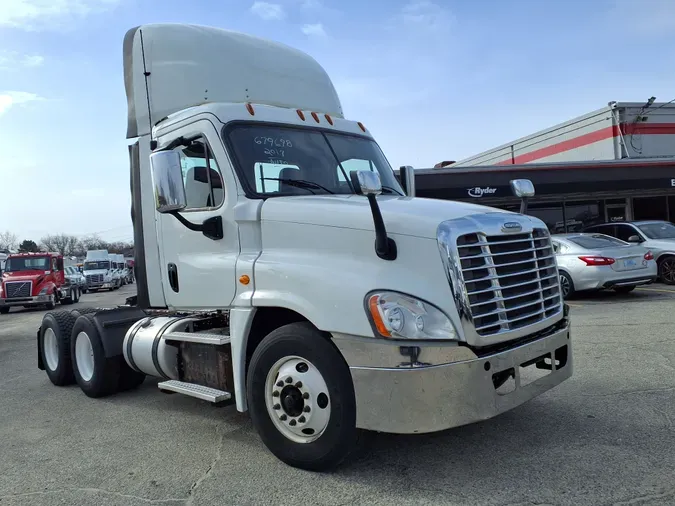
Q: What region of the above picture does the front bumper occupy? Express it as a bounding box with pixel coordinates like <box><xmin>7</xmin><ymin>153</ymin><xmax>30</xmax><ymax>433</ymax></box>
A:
<box><xmin>0</xmin><ymin>294</ymin><xmax>54</xmax><ymax>307</ymax></box>
<box><xmin>340</xmin><ymin>318</ymin><xmax>572</xmax><ymax>434</ymax></box>
<box><xmin>87</xmin><ymin>282</ymin><xmax>113</xmax><ymax>290</ymax></box>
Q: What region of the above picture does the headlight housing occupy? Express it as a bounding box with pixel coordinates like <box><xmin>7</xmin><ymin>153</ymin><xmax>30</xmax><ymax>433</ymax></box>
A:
<box><xmin>365</xmin><ymin>291</ymin><xmax>459</xmax><ymax>340</ymax></box>
<box><xmin>39</xmin><ymin>286</ymin><xmax>49</xmax><ymax>295</ymax></box>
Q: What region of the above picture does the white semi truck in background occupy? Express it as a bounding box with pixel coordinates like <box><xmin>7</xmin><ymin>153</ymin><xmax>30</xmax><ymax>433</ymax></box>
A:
<box><xmin>35</xmin><ymin>23</ymin><xmax>573</xmax><ymax>471</ymax></box>
<box><xmin>82</xmin><ymin>249</ymin><xmax>117</xmax><ymax>291</ymax></box>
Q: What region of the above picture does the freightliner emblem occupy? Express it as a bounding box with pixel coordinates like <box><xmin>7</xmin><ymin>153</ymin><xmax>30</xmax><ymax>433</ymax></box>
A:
<box><xmin>501</xmin><ymin>222</ymin><xmax>522</xmax><ymax>233</ymax></box>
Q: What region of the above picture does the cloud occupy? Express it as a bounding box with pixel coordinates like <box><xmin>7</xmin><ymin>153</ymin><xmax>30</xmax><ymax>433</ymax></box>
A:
<box><xmin>0</xmin><ymin>91</ymin><xmax>45</xmax><ymax>116</ymax></box>
<box><xmin>250</xmin><ymin>1</ymin><xmax>285</xmax><ymax>21</ymax></box>
<box><xmin>0</xmin><ymin>0</ymin><xmax>121</xmax><ymax>30</ymax></box>
<box><xmin>301</xmin><ymin>23</ymin><xmax>326</xmax><ymax>37</ymax></box>
<box><xmin>0</xmin><ymin>51</ymin><xmax>44</xmax><ymax>70</ymax></box>
<box><xmin>332</xmin><ymin>77</ymin><xmax>430</xmax><ymax>109</ymax></box>
<box><xmin>400</xmin><ymin>0</ymin><xmax>454</xmax><ymax>33</ymax></box>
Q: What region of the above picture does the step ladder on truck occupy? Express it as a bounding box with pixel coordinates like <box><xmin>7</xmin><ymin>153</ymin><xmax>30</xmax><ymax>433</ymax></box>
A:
<box><xmin>35</xmin><ymin>23</ymin><xmax>573</xmax><ymax>471</ymax></box>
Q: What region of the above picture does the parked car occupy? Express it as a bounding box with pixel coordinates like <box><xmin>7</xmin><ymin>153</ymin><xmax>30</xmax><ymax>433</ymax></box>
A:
<box><xmin>551</xmin><ymin>233</ymin><xmax>657</xmax><ymax>299</ymax></box>
<box><xmin>583</xmin><ymin>221</ymin><xmax>675</xmax><ymax>284</ymax></box>
<box><xmin>65</xmin><ymin>266</ymin><xmax>87</xmax><ymax>293</ymax></box>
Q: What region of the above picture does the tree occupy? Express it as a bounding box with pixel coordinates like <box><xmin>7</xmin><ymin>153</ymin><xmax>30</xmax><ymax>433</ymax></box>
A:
<box><xmin>18</xmin><ymin>239</ymin><xmax>40</xmax><ymax>253</ymax></box>
<box><xmin>40</xmin><ymin>234</ymin><xmax>79</xmax><ymax>256</ymax></box>
<box><xmin>0</xmin><ymin>231</ymin><xmax>18</xmax><ymax>251</ymax></box>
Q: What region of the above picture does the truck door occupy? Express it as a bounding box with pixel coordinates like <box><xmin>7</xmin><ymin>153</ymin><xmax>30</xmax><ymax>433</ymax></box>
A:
<box><xmin>156</xmin><ymin>120</ymin><xmax>240</xmax><ymax>310</ymax></box>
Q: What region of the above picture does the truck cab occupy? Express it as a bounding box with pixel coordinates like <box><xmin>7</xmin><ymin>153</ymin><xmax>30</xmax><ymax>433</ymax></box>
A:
<box><xmin>82</xmin><ymin>249</ymin><xmax>115</xmax><ymax>291</ymax></box>
<box><xmin>35</xmin><ymin>23</ymin><xmax>573</xmax><ymax>472</ymax></box>
<box><xmin>0</xmin><ymin>252</ymin><xmax>80</xmax><ymax>313</ymax></box>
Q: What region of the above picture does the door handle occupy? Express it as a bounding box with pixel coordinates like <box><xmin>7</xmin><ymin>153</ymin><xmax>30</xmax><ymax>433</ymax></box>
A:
<box><xmin>168</xmin><ymin>263</ymin><xmax>179</xmax><ymax>293</ymax></box>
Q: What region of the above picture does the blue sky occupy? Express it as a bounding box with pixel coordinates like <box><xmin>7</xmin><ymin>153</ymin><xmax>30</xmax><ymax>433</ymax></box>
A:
<box><xmin>1</xmin><ymin>0</ymin><xmax>673</xmax><ymax>242</ymax></box>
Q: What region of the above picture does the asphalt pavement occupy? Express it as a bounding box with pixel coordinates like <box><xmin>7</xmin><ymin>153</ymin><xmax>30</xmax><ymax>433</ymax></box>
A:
<box><xmin>1</xmin><ymin>285</ymin><xmax>674</xmax><ymax>506</ymax></box>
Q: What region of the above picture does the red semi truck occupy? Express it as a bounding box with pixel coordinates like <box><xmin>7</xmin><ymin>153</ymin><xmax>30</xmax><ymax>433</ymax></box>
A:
<box><xmin>0</xmin><ymin>252</ymin><xmax>81</xmax><ymax>314</ymax></box>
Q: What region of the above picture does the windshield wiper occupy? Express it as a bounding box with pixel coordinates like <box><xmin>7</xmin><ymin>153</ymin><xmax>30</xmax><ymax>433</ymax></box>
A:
<box><xmin>381</xmin><ymin>186</ymin><xmax>404</xmax><ymax>196</ymax></box>
<box><xmin>262</xmin><ymin>178</ymin><xmax>335</xmax><ymax>195</ymax></box>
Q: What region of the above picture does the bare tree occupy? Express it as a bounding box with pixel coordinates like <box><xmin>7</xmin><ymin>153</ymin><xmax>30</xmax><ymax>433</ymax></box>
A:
<box><xmin>40</xmin><ymin>234</ymin><xmax>79</xmax><ymax>256</ymax></box>
<box><xmin>0</xmin><ymin>231</ymin><xmax>18</xmax><ymax>251</ymax></box>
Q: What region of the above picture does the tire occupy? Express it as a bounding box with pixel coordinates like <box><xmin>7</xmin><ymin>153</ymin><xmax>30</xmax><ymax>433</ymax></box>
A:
<box><xmin>73</xmin><ymin>288</ymin><xmax>80</xmax><ymax>303</ymax></box>
<box><xmin>658</xmin><ymin>256</ymin><xmax>675</xmax><ymax>285</ymax></box>
<box><xmin>246</xmin><ymin>322</ymin><xmax>358</xmax><ymax>472</ymax></box>
<box><xmin>39</xmin><ymin>311</ymin><xmax>78</xmax><ymax>386</ymax></box>
<box><xmin>70</xmin><ymin>314</ymin><xmax>121</xmax><ymax>398</ymax></box>
<box><xmin>559</xmin><ymin>271</ymin><xmax>575</xmax><ymax>300</ymax></box>
<box><xmin>0</xmin><ymin>307</ymin><xmax>9</xmax><ymax>314</ymax></box>
<box><xmin>614</xmin><ymin>286</ymin><xmax>636</xmax><ymax>294</ymax></box>
<box><xmin>71</xmin><ymin>307</ymin><xmax>99</xmax><ymax>317</ymax></box>
<box><xmin>82</xmin><ymin>287</ymin><xmax>88</xmax><ymax>294</ymax></box>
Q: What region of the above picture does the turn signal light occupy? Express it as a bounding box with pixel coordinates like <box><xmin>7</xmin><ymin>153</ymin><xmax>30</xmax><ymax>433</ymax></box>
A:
<box><xmin>644</xmin><ymin>251</ymin><xmax>654</xmax><ymax>261</ymax></box>
<box><xmin>578</xmin><ymin>256</ymin><xmax>615</xmax><ymax>266</ymax></box>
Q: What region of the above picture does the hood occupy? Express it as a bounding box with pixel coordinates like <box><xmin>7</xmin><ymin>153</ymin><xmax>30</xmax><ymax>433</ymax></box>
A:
<box><xmin>646</xmin><ymin>238</ymin><xmax>675</xmax><ymax>250</ymax></box>
<box><xmin>261</xmin><ymin>195</ymin><xmax>517</xmax><ymax>239</ymax></box>
<box><xmin>2</xmin><ymin>271</ymin><xmax>46</xmax><ymax>283</ymax></box>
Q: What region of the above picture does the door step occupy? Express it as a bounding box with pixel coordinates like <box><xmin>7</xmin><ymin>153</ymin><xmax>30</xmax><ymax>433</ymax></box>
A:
<box><xmin>158</xmin><ymin>380</ymin><xmax>232</xmax><ymax>404</ymax></box>
<box><xmin>163</xmin><ymin>331</ymin><xmax>230</xmax><ymax>345</ymax></box>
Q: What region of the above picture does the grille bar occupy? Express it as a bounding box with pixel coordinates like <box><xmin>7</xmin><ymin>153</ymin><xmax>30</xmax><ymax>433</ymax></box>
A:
<box><xmin>457</xmin><ymin>229</ymin><xmax>562</xmax><ymax>337</ymax></box>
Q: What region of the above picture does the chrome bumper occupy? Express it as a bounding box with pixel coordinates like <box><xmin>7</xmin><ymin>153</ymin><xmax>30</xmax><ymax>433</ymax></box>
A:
<box><xmin>0</xmin><ymin>294</ymin><xmax>54</xmax><ymax>307</ymax></box>
<box><xmin>338</xmin><ymin>319</ymin><xmax>572</xmax><ymax>434</ymax></box>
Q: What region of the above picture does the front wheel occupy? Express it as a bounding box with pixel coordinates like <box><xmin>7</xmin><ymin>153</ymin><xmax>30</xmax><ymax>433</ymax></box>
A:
<box><xmin>247</xmin><ymin>322</ymin><xmax>358</xmax><ymax>472</ymax></box>
<box><xmin>658</xmin><ymin>256</ymin><xmax>675</xmax><ymax>285</ymax></box>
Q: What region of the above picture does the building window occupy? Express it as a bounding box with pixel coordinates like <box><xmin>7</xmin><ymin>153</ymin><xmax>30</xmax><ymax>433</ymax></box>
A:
<box><xmin>528</xmin><ymin>203</ymin><xmax>564</xmax><ymax>233</ymax></box>
<box><xmin>633</xmin><ymin>196</ymin><xmax>668</xmax><ymax>221</ymax></box>
<box><xmin>668</xmin><ymin>196</ymin><xmax>675</xmax><ymax>222</ymax></box>
<box><xmin>564</xmin><ymin>200</ymin><xmax>604</xmax><ymax>233</ymax></box>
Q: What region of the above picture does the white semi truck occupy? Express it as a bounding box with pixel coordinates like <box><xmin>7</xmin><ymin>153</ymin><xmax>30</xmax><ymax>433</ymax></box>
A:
<box><xmin>35</xmin><ymin>23</ymin><xmax>573</xmax><ymax>471</ymax></box>
<box><xmin>82</xmin><ymin>249</ymin><xmax>116</xmax><ymax>291</ymax></box>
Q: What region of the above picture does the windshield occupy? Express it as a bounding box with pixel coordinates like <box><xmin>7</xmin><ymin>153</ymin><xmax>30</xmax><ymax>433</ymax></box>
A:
<box><xmin>568</xmin><ymin>234</ymin><xmax>629</xmax><ymax>249</ymax></box>
<box><xmin>225</xmin><ymin>124</ymin><xmax>404</xmax><ymax>197</ymax></box>
<box><xmin>5</xmin><ymin>256</ymin><xmax>50</xmax><ymax>272</ymax></box>
<box><xmin>637</xmin><ymin>222</ymin><xmax>675</xmax><ymax>239</ymax></box>
<box><xmin>84</xmin><ymin>261</ymin><xmax>110</xmax><ymax>270</ymax></box>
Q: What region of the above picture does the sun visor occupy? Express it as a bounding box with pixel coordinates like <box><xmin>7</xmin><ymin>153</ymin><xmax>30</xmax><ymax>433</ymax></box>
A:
<box><xmin>123</xmin><ymin>23</ymin><xmax>344</xmax><ymax>139</ymax></box>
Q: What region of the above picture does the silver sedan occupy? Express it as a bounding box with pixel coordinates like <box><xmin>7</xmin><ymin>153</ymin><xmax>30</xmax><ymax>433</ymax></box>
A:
<box><xmin>551</xmin><ymin>233</ymin><xmax>657</xmax><ymax>299</ymax></box>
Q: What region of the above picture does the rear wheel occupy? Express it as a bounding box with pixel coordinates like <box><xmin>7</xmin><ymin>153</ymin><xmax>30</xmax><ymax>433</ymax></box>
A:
<box><xmin>658</xmin><ymin>256</ymin><xmax>675</xmax><ymax>285</ymax></box>
<box><xmin>71</xmin><ymin>314</ymin><xmax>121</xmax><ymax>398</ymax></box>
<box><xmin>40</xmin><ymin>311</ymin><xmax>78</xmax><ymax>386</ymax></box>
<box><xmin>247</xmin><ymin>322</ymin><xmax>358</xmax><ymax>472</ymax></box>
<box><xmin>614</xmin><ymin>286</ymin><xmax>636</xmax><ymax>294</ymax></box>
<box><xmin>559</xmin><ymin>271</ymin><xmax>575</xmax><ymax>299</ymax></box>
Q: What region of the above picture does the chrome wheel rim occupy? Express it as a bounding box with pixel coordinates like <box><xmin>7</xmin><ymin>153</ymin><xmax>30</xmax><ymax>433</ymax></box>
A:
<box><xmin>559</xmin><ymin>274</ymin><xmax>570</xmax><ymax>297</ymax></box>
<box><xmin>264</xmin><ymin>356</ymin><xmax>331</xmax><ymax>444</ymax></box>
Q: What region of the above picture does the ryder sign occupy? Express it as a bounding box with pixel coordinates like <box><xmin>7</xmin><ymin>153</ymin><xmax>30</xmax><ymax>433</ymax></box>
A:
<box><xmin>467</xmin><ymin>186</ymin><xmax>497</xmax><ymax>198</ymax></box>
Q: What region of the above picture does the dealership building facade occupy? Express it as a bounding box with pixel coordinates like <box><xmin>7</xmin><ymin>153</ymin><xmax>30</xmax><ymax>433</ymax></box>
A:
<box><xmin>415</xmin><ymin>101</ymin><xmax>675</xmax><ymax>233</ymax></box>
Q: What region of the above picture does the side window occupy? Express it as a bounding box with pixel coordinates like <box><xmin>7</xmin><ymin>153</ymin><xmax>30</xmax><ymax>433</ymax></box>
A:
<box><xmin>175</xmin><ymin>137</ymin><xmax>224</xmax><ymax>209</ymax></box>
<box><xmin>51</xmin><ymin>257</ymin><xmax>58</xmax><ymax>271</ymax></box>
<box><xmin>615</xmin><ymin>224</ymin><xmax>637</xmax><ymax>242</ymax></box>
<box><xmin>551</xmin><ymin>241</ymin><xmax>560</xmax><ymax>254</ymax></box>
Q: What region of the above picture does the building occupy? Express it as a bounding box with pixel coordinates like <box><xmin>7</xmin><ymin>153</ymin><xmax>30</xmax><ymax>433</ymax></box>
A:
<box><xmin>416</xmin><ymin>100</ymin><xmax>675</xmax><ymax>233</ymax></box>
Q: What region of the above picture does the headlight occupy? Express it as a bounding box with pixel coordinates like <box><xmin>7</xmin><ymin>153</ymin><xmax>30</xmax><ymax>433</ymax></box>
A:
<box><xmin>39</xmin><ymin>287</ymin><xmax>49</xmax><ymax>295</ymax></box>
<box><xmin>365</xmin><ymin>291</ymin><xmax>459</xmax><ymax>340</ymax></box>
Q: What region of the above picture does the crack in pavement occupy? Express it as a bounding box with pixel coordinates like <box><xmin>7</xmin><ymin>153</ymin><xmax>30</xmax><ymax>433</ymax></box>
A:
<box><xmin>185</xmin><ymin>423</ymin><xmax>225</xmax><ymax>505</ymax></box>
<box><xmin>0</xmin><ymin>487</ymin><xmax>186</xmax><ymax>504</ymax></box>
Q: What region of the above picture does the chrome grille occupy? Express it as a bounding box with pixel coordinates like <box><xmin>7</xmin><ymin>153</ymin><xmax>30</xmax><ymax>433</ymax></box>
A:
<box><xmin>4</xmin><ymin>281</ymin><xmax>32</xmax><ymax>298</ymax></box>
<box><xmin>86</xmin><ymin>274</ymin><xmax>103</xmax><ymax>285</ymax></box>
<box><xmin>457</xmin><ymin>228</ymin><xmax>561</xmax><ymax>337</ymax></box>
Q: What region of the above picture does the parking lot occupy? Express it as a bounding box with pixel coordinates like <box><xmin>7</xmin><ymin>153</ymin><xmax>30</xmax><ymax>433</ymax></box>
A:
<box><xmin>1</xmin><ymin>285</ymin><xmax>674</xmax><ymax>506</ymax></box>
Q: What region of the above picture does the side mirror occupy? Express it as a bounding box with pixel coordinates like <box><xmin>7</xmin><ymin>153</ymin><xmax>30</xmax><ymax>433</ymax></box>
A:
<box><xmin>399</xmin><ymin>165</ymin><xmax>416</xmax><ymax>197</ymax></box>
<box><xmin>510</xmin><ymin>178</ymin><xmax>535</xmax><ymax>215</ymax></box>
<box><xmin>627</xmin><ymin>235</ymin><xmax>642</xmax><ymax>243</ymax></box>
<box><xmin>510</xmin><ymin>179</ymin><xmax>535</xmax><ymax>198</ymax></box>
<box><xmin>350</xmin><ymin>170</ymin><xmax>382</xmax><ymax>196</ymax></box>
<box><xmin>149</xmin><ymin>151</ymin><xmax>187</xmax><ymax>213</ymax></box>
